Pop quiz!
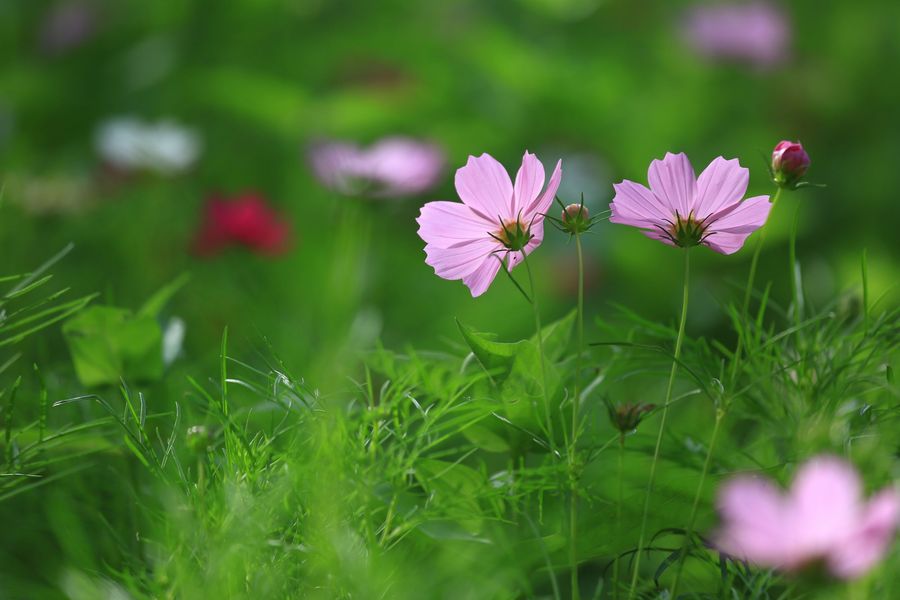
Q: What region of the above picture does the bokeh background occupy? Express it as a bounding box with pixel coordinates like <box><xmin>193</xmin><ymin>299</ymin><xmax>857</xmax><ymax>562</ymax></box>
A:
<box><xmin>2</xmin><ymin>0</ymin><xmax>900</xmax><ymax>596</ymax></box>
<box><xmin>3</xmin><ymin>0</ymin><xmax>899</xmax><ymax>380</ymax></box>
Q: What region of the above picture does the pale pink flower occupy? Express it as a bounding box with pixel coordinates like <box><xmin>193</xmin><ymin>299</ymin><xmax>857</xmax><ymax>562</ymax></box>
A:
<box><xmin>309</xmin><ymin>137</ymin><xmax>444</xmax><ymax>198</ymax></box>
<box><xmin>682</xmin><ymin>2</ymin><xmax>790</xmax><ymax>68</ymax></box>
<box><xmin>416</xmin><ymin>152</ymin><xmax>562</xmax><ymax>297</ymax></box>
<box><xmin>715</xmin><ymin>456</ymin><xmax>899</xmax><ymax>579</ymax></box>
<box><xmin>609</xmin><ymin>152</ymin><xmax>771</xmax><ymax>254</ymax></box>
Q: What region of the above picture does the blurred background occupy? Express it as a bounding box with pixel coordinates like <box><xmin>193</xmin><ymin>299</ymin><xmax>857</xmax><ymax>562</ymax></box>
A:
<box><xmin>2</xmin><ymin>0</ymin><xmax>899</xmax><ymax>391</ymax></box>
<box><xmin>2</xmin><ymin>2</ymin><xmax>900</xmax><ymax>598</ymax></box>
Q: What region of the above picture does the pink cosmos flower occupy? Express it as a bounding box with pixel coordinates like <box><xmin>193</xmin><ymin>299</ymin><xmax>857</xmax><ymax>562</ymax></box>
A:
<box><xmin>715</xmin><ymin>456</ymin><xmax>899</xmax><ymax>579</ymax></box>
<box><xmin>193</xmin><ymin>193</ymin><xmax>292</xmax><ymax>257</ymax></box>
<box><xmin>609</xmin><ymin>152</ymin><xmax>771</xmax><ymax>254</ymax></box>
<box><xmin>682</xmin><ymin>2</ymin><xmax>790</xmax><ymax>69</ymax></box>
<box><xmin>309</xmin><ymin>137</ymin><xmax>445</xmax><ymax>198</ymax></box>
<box><xmin>416</xmin><ymin>152</ymin><xmax>562</xmax><ymax>297</ymax></box>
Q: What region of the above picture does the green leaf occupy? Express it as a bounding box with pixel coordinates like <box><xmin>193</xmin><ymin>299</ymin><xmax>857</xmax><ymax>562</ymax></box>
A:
<box><xmin>138</xmin><ymin>273</ymin><xmax>190</xmax><ymax>318</ymax></box>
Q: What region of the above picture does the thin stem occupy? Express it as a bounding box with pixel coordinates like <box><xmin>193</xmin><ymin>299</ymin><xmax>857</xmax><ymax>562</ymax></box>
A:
<box><xmin>669</xmin><ymin>408</ymin><xmax>725</xmax><ymax>597</ymax></box>
<box><xmin>788</xmin><ymin>202</ymin><xmax>802</xmax><ymax>332</ymax></box>
<box><xmin>730</xmin><ymin>187</ymin><xmax>782</xmax><ymax>384</ymax></box>
<box><xmin>523</xmin><ymin>253</ymin><xmax>555</xmax><ymax>448</ymax></box>
<box><xmin>613</xmin><ymin>434</ymin><xmax>625</xmax><ymax>600</ymax></box>
<box><xmin>568</xmin><ymin>233</ymin><xmax>585</xmax><ymax>600</ymax></box>
<box><xmin>628</xmin><ymin>249</ymin><xmax>691</xmax><ymax>599</ymax></box>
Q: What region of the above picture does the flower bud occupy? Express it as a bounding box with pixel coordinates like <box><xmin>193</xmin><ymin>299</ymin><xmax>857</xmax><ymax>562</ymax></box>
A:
<box><xmin>772</xmin><ymin>140</ymin><xmax>810</xmax><ymax>188</ymax></box>
<box><xmin>605</xmin><ymin>399</ymin><xmax>655</xmax><ymax>434</ymax></box>
<box><xmin>561</xmin><ymin>203</ymin><xmax>590</xmax><ymax>234</ymax></box>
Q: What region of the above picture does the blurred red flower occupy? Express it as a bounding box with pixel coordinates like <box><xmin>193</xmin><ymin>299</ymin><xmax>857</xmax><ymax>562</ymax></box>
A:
<box><xmin>193</xmin><ymin>193</ymin><xmax>292</xmax><ymax>257</ymax></box>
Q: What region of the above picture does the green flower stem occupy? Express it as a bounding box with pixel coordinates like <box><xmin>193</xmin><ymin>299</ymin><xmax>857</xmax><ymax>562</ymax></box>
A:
<box><xmin>668</xmin><ymin>407</ymin><xmax>725</xmax><ymax>597</ymax></box>
<box><xmin>613</xmin><ymin>434</ymin><xmax>625</xmax><ymax>600</ymax></box>
<box><xmin>628</xmin><ymin>248</ymin><xmax>691</xmax><ymax>599</ymax></box>
<box><xmin>523</xmin><ymin>253</ymin><xmax>556</xmax><ymax>449</ymax></box>
<box><xmin>568</xmin><ymin>233</ymin><xmax>585</xmax><ymax>600</ymax></box>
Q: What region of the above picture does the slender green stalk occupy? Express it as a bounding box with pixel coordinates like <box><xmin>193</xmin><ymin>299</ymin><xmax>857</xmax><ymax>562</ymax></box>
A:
<box><xmin>788</xmin><ymin>203</ymin><xmax>802</xmax><ymax>332</ymax></box>
<box><xmin>669</xmin><ymin>408</ymin><xmax>725</xmax><ymax>597</ymax></box>
<box><xmin>568</xmin><ymin>233</ymin><xmax>585</xmax><ymax>600</ymax></box>
<box><xmin>730</xmin><ymin>187</ymin><xmax>782</xmax><ymax>383</ymax></box>
<box><xmin>613</xmin><ymin>434</ymin><xmax>625</xmax><ymax>600</ymax></box>
<box><xmin>628</xmin><ymin>249</ymin><xmax>691</xmax><ymax>598</ymax></box>
<box><xmin>523</xmin><ymin>254</ymin><xmax>555</xmax><ymax>448</ymax></box>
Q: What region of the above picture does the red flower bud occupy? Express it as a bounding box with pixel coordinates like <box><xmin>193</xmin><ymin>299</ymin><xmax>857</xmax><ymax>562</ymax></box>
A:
<box><xmin>772</xmin><ymin>140</ymin><xmax>810</xmax><ymax>188</ymax></box>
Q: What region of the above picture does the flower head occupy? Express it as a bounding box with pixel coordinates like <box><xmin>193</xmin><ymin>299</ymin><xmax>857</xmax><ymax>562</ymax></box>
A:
<box><xmin>193</xmin><ymin>193</ymin><xmax>292</xmax><ymax>257</ymax></box>
<box><xmin>772</xmin><ymin>140</ymin><xmax>810</xmax><ymax>188</ymax></box>
<box><xmin>681</xmin><ymin>2</ymin><xmax>789</xmax><ymax>69</ymax></box>
<box><xmin>609</xmin><ymin>152</ymin><xmax>771</xmax><ymax>254</ymax></box>
<box><xmin>417</xmin><ymin>152</ymin><xmax>562</xmax><ymax>297</ymax></box>
<box><xmin>309</xmin><ymin>136</ymin><xmax>444</xmax><ymax>198</ymax></box>
<box><xmin>95</xmin><ymin>116</ymin><xmax>202</xmax><ymax>176</ymax></box>
<box><xmin>715</xmin><ymin>456</ymin><xmax>899</xmax><ymax>579</ymax></box>
<box><xmin>604</xmin><ymin>399</ymin><xmax>655</xmax><ymax>435</ymax></box>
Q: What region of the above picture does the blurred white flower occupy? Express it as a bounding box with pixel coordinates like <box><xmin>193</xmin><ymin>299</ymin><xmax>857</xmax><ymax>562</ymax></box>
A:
<box><xmin>94</xmin><ymin>116</ymin><xmax>202</xmax><ymax>175</ymax></box>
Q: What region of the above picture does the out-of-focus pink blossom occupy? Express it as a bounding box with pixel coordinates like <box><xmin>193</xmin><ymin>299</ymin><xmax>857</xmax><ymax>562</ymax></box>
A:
<box><xmin>309</xmin><ymin>137</ymin><xmax>444</xmax><ymax>198</ymax></box>
<box><xmin>609</xmin><ymin>152</ymin><xmax>771</xmax><ymax>254</ymax></box>
<box><xmin>416</xmin><ymin>152</ymin><xmax>562</xmax><ymax>297</ymax></box>
<box><xmin>39</xmin><ymin>1</ymin><xmax>98</xmax><ymax>56</ymax></box>
<box><xmin>681</xmin><ymin>2</ymin><xmax>789</xmax><ymax>68</ymax></box>
<box><xmin>715</xmin><ymin>456</ymin><xmax>899</xmax><ymax>579</ymax></box>
<box><xmin>193</xmin><ymin>193</ymin><xmax>292</xmax><ymax>257</ymax></box>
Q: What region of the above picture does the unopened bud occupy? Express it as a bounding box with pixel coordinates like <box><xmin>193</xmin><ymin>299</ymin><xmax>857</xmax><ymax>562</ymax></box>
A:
<box><xmin>772</xmin><ymin>140</ymin><xmax>810</xmax><ymax>188</ymax></box>
<box><xmin>606</xmin><ymin>400</ymin><xmax>655</xmax><ymax>434</ymax></box>
<box><xmin>561</xmin><ymin>203</ymin><xmax>590</xmax><ymax>234</ymax></box>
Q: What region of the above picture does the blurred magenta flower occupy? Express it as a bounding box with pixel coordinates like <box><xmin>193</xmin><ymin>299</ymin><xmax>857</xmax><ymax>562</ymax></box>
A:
<box><xmin>193</xmin><ymin>193</ymin><xmax>292</xmax><ymax>257</ymax></box>
<box><xmin>417</xmin><ymin>152</ymin><xmax>562</xmax><ymax>297</ymax></box>
<box><xmin>609</xmin><ymin>152</ymin><xmax>771</xmax><ymax>254</ymax></box>
<box><xmin>39</xmin><ymin>1</ymin><xmax>98</xmax><ymax>56</ymax></box>
<box><xmin>716</xmin><ymin>456</ymin><xmax>899</xmax><ymax>578</ymax></box>
<box><xmin>682</xmin><ymin>2</ymin><xmax>789</xmax><ymax>68</ymax></box>
<box><xmin>309</xmin><ymin>137</ymin><xmax>444</xmax><ymax>198</ymax></box>
<box><xmin>772</xmin><ymin>140</ymin><xmax>811</xmax><ymax>188</ymax></box>
<box><xmin>95</xmin><ymin>116</ymin><xmax>202</xmax><ymax>176</ymax></box>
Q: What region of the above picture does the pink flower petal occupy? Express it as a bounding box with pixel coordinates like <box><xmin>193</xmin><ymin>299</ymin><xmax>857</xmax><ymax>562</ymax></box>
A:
<box><xmin>827</xmin><ymin>489</ymin><xmax>899</xmax><ymax>579</ymax></box>
<box><xmin>641</xmin><ymin>229</ymin><xmax>676</xmax><ymax>247</ymax></box>
<box><xmin>523</xmin><ymin>159</ymin><xmax>563</xmax><ymax>219</ymax></box>
<box><xmin>715</xmin><ymin>476</ymin><xmax>789</xmax><ymax>565</ymax></box>
<box><xmin>787</xmin><ymin>457</ymin><xmax>862</xmax><ymax>559</ymax></box>
<box><xmin>647</xmin><ymin>152</ymin><xmax>696</xmax><ymax>217</ymax></box>
<box><xmin>416</xmin><ymin>201</ymin><xmax>495</xmax><ymax>248</ymax></box>
<box><xmin>703</xmin><ymin>231</ymin><xmax>753</xmax><ymax>255</ymax></box>
<box><xmin>424</xmin><ymin>238</ymin><xmax>502</xmax><ymax>280</ymax></box>
<box><xmin>513</xmin><ymin>151</ymin><xmax>546</xmax><ymax>216</ymax></box>
<box><xmin>609</xmin><ymin>180</ymin><xmax>670</xmax><ymax>227</ymax></box>
<box><xmin>455</xmin><ymin>153</ymin><xmax>514</xmax><ymax>222</ymax></box>
<box><xmin>461</xmin><ymin>254</ymin><xmax>504</xmax><ymax>297</ymax></box>
<box><xmin>694</xmin><ymin>157</ymin><xmax>750</xmax><ymax>219</ymax></box>
<box><xmin>707</xmin><ymin>195</ymin><xmax>772</xmax><ymax>234</ymax></box>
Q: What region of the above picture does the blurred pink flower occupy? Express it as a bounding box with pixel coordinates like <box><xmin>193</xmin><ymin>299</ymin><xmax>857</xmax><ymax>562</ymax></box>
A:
<box><xmin>609</xmin><ymin>152</ymin><xmax>771</xmax><ymax>254</ymax></box>
<box><xmin>309</xmin><ymin>137</ymin><xmax>445</xmax><ymax>198</ymax></box>
<box><xmin>417</xmin><ymin>152</ymin><xmax>562</xmax><ymax>297</ymax></box>
<box><xmin>716</xmin><ymin>456</ymin><xmax>899</xmax><ymax>579</ymax></box>
<box><xmin>39</xmin><ymin>1</ymin><xmax>98</xmax><ymax>56</ymax></box>
<box><xmin>193</xmin><ymin>193</ymin><xmax>292</xmax><ymax>257</ymax></box>
<box><xmin>682</xmin><ymin>2</ymin><xmax>789</xmax><ymax>68</ymax></box>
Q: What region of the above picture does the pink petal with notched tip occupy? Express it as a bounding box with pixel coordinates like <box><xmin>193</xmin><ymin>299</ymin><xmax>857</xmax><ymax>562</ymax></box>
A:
<box><xmin>522</xmin><ymin>159</ymin><xmax>563</xmax><ymax>218</ymax></box>
<box><xmin>694</xmin><ymin>157</ymin><xmax>750</xmax><ymax>220</ymax></box>
<box><xmin>610</xmin><ymin>180</ymin><xmax>671</xmax><ymax>225</ymax></box>
<box><xmin>648</xmin><ymin>152</ymin><xmax>697</xmax><ymax>217</ymax></box>
<box><xmin>513</xmin><ymin>152</ymin><xmax>546</xmax><ymax>216</ymax></box>
<box><xmin>424</xmin><ymin>238</ymin><xmax>501</xmax><ymax>280</ymax></box>
<box><xmin>416</xmin><ymin>201</ymin><xmax>494</xmax><ymax>248</ymax></box>
<box><xmin>707</xmin><ymin>195</ymin><xmax>772</xmax><ymax>234</ymax></box>
<box><xmin>455</xmin><ymin>154</ymin><xmax>515</xmax><ymax>221</ymax></box>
